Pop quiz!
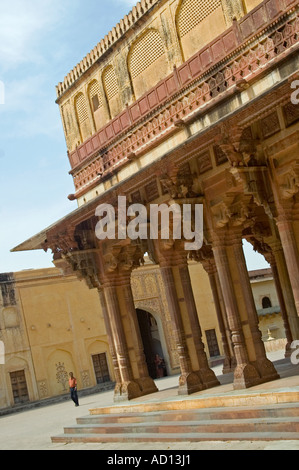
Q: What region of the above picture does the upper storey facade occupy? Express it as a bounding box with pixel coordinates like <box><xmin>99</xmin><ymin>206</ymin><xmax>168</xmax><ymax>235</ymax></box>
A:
<box><xmin>57</xmin><ymin>0</ymin><xmax>248</xmax><ymax>150</ymax></box>
<box><xmin>56</xmin><ymin>0</ymin><xmax>298</xmax><ymax>205</ymax></box>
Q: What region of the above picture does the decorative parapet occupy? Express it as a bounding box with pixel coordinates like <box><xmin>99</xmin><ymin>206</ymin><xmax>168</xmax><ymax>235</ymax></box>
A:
<box><xmin>56</xmin><ymin>0</ymin><xmax>159</xmax><ymax>100</ymax></box>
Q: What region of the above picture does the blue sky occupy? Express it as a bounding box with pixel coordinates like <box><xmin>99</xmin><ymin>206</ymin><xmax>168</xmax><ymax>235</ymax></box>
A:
<box><xmin>0</xmin><ymin>0</ymin><xmax>269</xmax><ymax>273</ymax></box>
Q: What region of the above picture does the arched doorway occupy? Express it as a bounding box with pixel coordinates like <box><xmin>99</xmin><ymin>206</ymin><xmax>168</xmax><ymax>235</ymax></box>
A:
<box><xmin>136</xmin><ymin>309</ymin><xmax>167</xmax><ymax>379</ymax></box>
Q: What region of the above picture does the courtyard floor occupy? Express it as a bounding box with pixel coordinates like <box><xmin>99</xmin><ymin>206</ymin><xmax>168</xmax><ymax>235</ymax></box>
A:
<box><xmin>1</xmin><ymin>349</ymin><xmax>299</xmax><ymax>451</ymax></box>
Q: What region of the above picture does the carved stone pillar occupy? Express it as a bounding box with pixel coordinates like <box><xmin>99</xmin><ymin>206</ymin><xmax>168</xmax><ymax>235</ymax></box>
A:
<box><xmin>276</xmin><ymin>207</ymin><xmax>299</xmax><ymax>316</ymax></box>
<box><xmin>264</xmin><ymin>254</ymin><xmax>293</xmax><ymax>357</ymax></box>
<box><xmin>178</xmin><ymin>260</ymin><xmax>220</xmax><ymax>389</ymax></box>
<box><xmin>98</xmin><ymin>288</ymin><xmax>122</xmax><ymax>388</ymax></box>
<box><xmin>158</xmin><ymin>244</ymin><xmax>219</xmax><ymax>395</ymax></box>
<box><xmin>160</xmin><ymin>263</ymin><xmax>202</xmax><ymax>395</ymax></box>
<box><xmin>102</xmin><ymin>277</ymin><xmax>140</xmax><ymax>401</ymax></box>
<box><xmin>201</xmin><ymin>256</ymin><xmax>234</xmax><ymax>374</ymax></box>
<box><xmin>100</xmin><ymin>240</ymin><xmax>159</xmax><ymax>400</ymax></box>
<box><xmin>118</xmin><ymin>273</ymin><xmax>159</xmax><ymax>395</ymax></box>
<box><xmin>268</xmin><ymin>240</ymin><xmax>299</xmax><ymax>345</ymax></box>
<box><xmin>212</xmin><ymin>231</ymin><xmax>262</xmax><ymax>389</ymax></box>
<box><xmin>230</xmin><ymin>231</ymin><xmax>279</xmax><ymax>383</ymax></box>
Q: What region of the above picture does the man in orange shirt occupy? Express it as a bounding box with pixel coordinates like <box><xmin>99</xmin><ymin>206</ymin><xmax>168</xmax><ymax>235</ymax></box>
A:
<box><xmin>69</xmin><ymin>372</ymin><xmax>79</xmax><ymax>406</ymax></box>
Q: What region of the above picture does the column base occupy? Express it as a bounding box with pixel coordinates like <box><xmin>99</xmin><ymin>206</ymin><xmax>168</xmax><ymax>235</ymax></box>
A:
<box><xmin>233</xmin><ymin>360</ymin><xmax>280</xmax><ymax>390</ymax></box>
<box><xmin>196</xmin><ymin>368</ymin><xmax>220</xmax><ymax>390</ymax></box>
<box><xmin>113</xmin><ymin>381</ymin><xmax>142</xmax><ymax>402</ymax></box>
<box><xmin>233</xmin><ymin>363</ymin><xmax>261</xmax><ymax>390</ymax></box>
<box><xmin>135</xmin><ymin>377</ymin><xmax>159</xmax><ymax>396</ymax></box>
<box><xmin>178</xmin><ymin>372</ymin><xmax>204</xmax><ymax>395</ymax></box>
<box><xmin>253</xmin><ymin>358</ymin><xmax>280</xmax><ymax>383</ymax></box>
<box><xmin>113</xmin><ymin>378</ymin><xmax>158</xmax><ymax>402</ymax></box>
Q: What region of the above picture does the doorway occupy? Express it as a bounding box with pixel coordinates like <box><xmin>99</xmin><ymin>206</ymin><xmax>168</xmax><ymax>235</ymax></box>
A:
<box><xmin>10</xmin><ymin>370</ymin><xmax>29</xmax><ymax>405</ymax></box>
<box><xmin>136</xmin><ymin>309</ymin><xmax>166</xmax><ymax>379</ymax></box>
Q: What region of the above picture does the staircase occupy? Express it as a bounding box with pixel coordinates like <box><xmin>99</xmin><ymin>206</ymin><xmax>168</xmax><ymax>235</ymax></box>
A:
<box><xmin>52</xmin><ymin>402</ymin><xmax>299</xmax><ymax>443</ymax></box>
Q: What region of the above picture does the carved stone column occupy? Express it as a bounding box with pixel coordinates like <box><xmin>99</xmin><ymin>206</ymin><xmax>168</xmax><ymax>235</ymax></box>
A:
<box><xmin>158</xmin><ymin>243</ymin><xmax>219</xmax><ymax>395</ymax></box>
<box><xmin>102</xmin><ymin>276</ymin><xmax>140</xmax><ymax>401</ymax></box>
<box><xmin>160</xmin><ymin>263</ymin><xmax>203</xmax><ymax>395</ymax></box>
<box><xmin>118</xmin><ymin>273</ymin><xmax>158</xmax><ymax>395</ymax></box>
<box><xmin>99</xmin><ymin>239</ymin><xmax>158</xmax><ymax>401</ymax></box>
<box><xmin>267</xmin><ymin>239</ymin><xmax>299</xmax><ymax>345</ymax></box>
<box><xmin>98</xmin><ymin>287</ymin><xmax>122</xmax><ymax>389</ymax></box>
<box><xmin>230</xmin><ymin>231</ymin><xmax>279</xmax><ymax>383</ymax></box>
<box><xmin>264</xmin><ymin>253</ymin><xmax>293</xmax><ymax>357</ymax></box>
<box><xmin>211</xmin><ymin>231</ymin><xmax>262</xmax><ymax>389</ymax></box>
<box><xmin>276</xmin><ymin>206</ymin><xmax>299</xmax><ymax>316</ymax></box>
<box><xmin>200</xmin><ymin>255</ymin><xmax>234</xmax><ymax>374</ymax></box>
<box><xmin>178</xmin><ymin>259</ymin><xmax>220</xmax><ymax>389</ymax></box>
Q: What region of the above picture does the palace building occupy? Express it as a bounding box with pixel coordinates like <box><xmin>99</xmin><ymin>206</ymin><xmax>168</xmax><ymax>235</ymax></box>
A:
<box><xmin>11</xmin><ymin>0</ymin><xmax>299</xmax><ymax>403</ymax></box>
<box><xmin>0</xmin><ymin>264</ymin><xmax>285</xmax><ymax>409</ymax></box>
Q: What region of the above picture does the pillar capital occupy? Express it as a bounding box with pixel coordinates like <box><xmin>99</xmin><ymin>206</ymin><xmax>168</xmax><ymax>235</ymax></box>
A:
<box><xmin>276</xmin><ymin>160</ymin><xmax>299</xmax><ymax>201</ymax></box>
<box><xmin>157</xmin><ymin>163</ymin><xmax>202</xmax><ymax>200</ymax></box>
<box><xmin>101</xmin><ymin>240</ymin><xmax>145</xmax><ymax>276</ymax></box>
<box><xmin>189</xmin><ymin>244</ymin><xmax>217</xmax><ymax>275</ymax></box>
<box><xmin>54</xmin><ymin>249</ymin><xmax>101</xmax><ymax>290</ymax></box>
<box><xmin>153</xmin><ymin>239</ymin><xmax>188</xmax><ymax>268</ymax></box>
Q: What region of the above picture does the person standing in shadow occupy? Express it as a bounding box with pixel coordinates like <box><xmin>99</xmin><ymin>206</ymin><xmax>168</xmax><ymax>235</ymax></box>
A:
<box><xmin>154</xmin><ymin>354</ymin><xmax>165</xmax><ymax>378</ymax></box>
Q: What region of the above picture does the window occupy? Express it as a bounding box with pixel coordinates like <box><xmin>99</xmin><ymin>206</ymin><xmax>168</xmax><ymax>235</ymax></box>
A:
<box><xmin>262</xmin><ymin>296</ymin><xmax>272</xmax><ymax>309</ymax></box>
<box><xmin>176</xmin><ymin>0</ymin><xmax>225</xmax><ymax>61</ymax></box>
<box><xmin>102</xmin><ymin>65</ymin><xmax>120</xmax><ymax>118</ymax></box>
<box><xmin>74</xmin><ymin>92</ymin><xmax>91</xmax><ymax>142</ymax></box>
<box><xmin>205</xmin><ymin>329</ymin><xmax>220</xmax><ymax>357</ymax></box>
<box><xmin>88</xmin><ymin>79</ymin><xmax>102</xmax><ymax>112</ymax></box>
<box><xmin>128</xmin><ymin>29</ymin><xmax>169</xmax><ymax>99</ymax></box>
<box><xmin>92</xmin><ymin>94</ymin><xmax>100</xmax><ymax>112</ymax></box>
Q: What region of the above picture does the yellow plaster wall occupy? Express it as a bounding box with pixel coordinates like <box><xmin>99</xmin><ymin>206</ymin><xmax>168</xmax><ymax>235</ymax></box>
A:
<box><xmin>0</xmin><ymin>273</ymin><xmax>39</xmax><ymax>408</ymax></box>
<box><xmin>250</xmin><ymin>277</ymin><xmax>279</xmax><ymax>311</ymax></box>
<box><xmin>259</xmin><ymin>315</ymin><xmax>285</xmax><ymax>341</ymax></box>
<box><xmin>244</xmin><ymin>0</ymin><xmax>264</xmax><ymax>13</ymax></box>
<box><xmin>14</xmin><ymin>268</ymin><xmax>113</xmax><ymax>399</ymax></box>
<box><xmin>250</xmin><ymin>275</ymin><xmax>284</xmax><ymax>341</ymax></box>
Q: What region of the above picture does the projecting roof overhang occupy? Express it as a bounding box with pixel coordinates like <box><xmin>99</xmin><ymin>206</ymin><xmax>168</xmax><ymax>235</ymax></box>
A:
<box><xmin>11</xmin><ymin>64</ymin><xmax>299</xmax><ymax>255</ymax></box>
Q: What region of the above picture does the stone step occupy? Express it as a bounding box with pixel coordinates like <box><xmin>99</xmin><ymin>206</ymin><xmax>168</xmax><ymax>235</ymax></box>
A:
<box><xmin>76</xmin><ymin>403</ymin><xmax>299</xmax><ymax>425</ymax></box>
<box><xmin>52</xmin><ymin>402</ymin><xmax>299</xmax><ymax>444</ymax></box>
<box><xmin>63</xmin><ymin>417</ymin><xmax>299</xmax><ymax>435</ymax></box>
<box><xmin>51</xmin><ymin>431</ymin><xmax>299</xmax><ymax>444</ymax></box>
<box><xmin>88</xmin><ymin>390</ymin><xmax>299</xmax><ymax>415</ymax></box>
